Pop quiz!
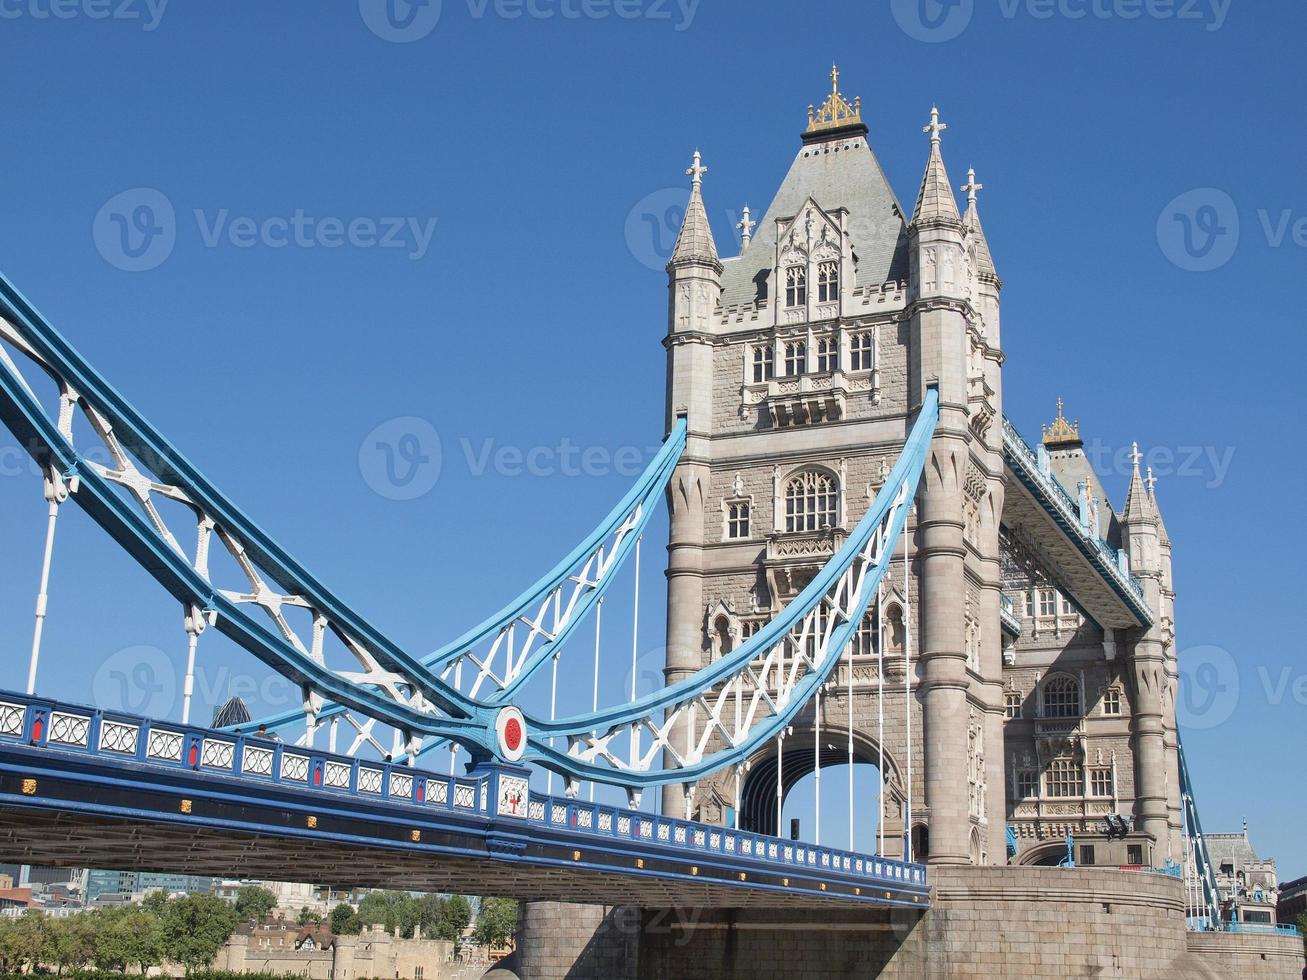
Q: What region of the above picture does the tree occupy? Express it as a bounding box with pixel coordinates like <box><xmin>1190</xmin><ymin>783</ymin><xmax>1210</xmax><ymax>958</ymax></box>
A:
<box><xmin>473</xmin><ymin>898</ymin><xmax>518</xmax><ymax>949</ymax></box>
<box><xmin>159</xmin><ymin>893</ymin><xmax>238</xmax><ymax>973</ymax></box>
<box><xmin>5</xmin><ymin>911</ymin><xmax>50</xmax><ymax>974</ymax></box>
<box><xmin>233</xmin><ymin>885</ymin><xmax>278</xmax><ymax>922</ymax></box>
<box><xmin>440</xmin><ymin>896</ymin><xmax>473</xmax><ymax>942</ymax></box>
<box><xmin>329</xmin><ymin>902</ymin><xmax>362</xmax><ymax>936</ymax></box>
<box><xmin>357</xmin><ymin>890</ymin><xmax>421</xmax><ymax>937</ymax></box>
<box><xmin>94</xmin><ymin>907</ymin><xmax>165</xmax><ymax>974</ymax></box>
<box><xmin>297</xmin><ymin>905</ymin><xmax>321</xmax><ymax>927</ymax></box>
<box><xmin>45</xmin><ymin>914</ymin><xmax>96</xmax><ymax>974</ymax></box>
<box><xmin>141</xmin><ymin>889</ymin><xmax>170</xmax><ymax>916</ymax></box>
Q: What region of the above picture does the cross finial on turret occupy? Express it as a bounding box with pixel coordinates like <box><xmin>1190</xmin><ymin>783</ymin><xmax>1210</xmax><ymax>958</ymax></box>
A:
<box><xmin>686</xmin><ymin>149</ymin><xmax>708</xmax><ymax>188</ymax></box>
<box><xmin>1130</xmin><ymin>442</ymin><xmax>1143</xmax><ymax>471</ymax></box>
<box><xmin>924</xmin><ymin>106</ymin><xmax>947</xmax><ymax>145</ymax></box>
<box><xmin>1146</xmin><ymin>467</ymin><xmax>1157</xmax><ymax>496</ymax></box>
<box><xmin>962</xmin><ymin>167</ymin><xmax>983</xmax><ymax>208</ymax></box>
<box><xmin>736</xmin><ymin>205</ymin><xmax>755</xmax><ymax>248</ymax></box>
<box><xmin>831</xmin><ymin>63</ymin><xmax>840</xmax><ymax>94</ymax></box>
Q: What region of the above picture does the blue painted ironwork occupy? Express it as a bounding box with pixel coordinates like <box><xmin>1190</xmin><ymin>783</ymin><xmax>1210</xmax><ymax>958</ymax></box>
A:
<box><xmin>1001</xmin><ymin>415</ymin><xmax>1153</xmax><ymax>624</ymax></box>
<box><xmin>1179</xmin><ymin>731</ymin><xmax>1224</xmax><ymax>931</ymax></box>
<box><xmin>523</xmin><ymin>391</ymin><xmax>939</xmax><ymax>788</ymax></box>
<box><xmin>0</xmin><ymin>690</ymin><xmax>928</xmax><ymax>907</ymax></box>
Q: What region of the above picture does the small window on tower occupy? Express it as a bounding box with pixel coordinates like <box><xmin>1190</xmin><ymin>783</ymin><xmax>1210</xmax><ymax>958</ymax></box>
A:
<box><xmin>1090</xmin><ymin>768</ymin><xmax>1114</xmax><ymax>798</ymax></box>
<box><xmin>1102</xmin><ymin>688</ymin><xmax>1122</xmax><ymax>716</ymax></box>
<box><xmin>784</xmin><ymin>341</ymin><xmax>807</xmax><ymax>377</ymax></box>
<box><xmin>816</xmin><ymin>337</ymin><xmax>838</xmax><ymax>372</ymax></box>
<box><xmin>1016</xmin><ymin>770</ymin><xmax>1039</xmax><ymax>799</ymax></box>
<box><xmin>751</xmin><ymin>345</ymin><xmax>774</xmax><ymax>383</ymax></box>
<box><xmin>1039</xmin><ymin>589</ymin><xmax>1057</xmax><ymax>617</ymax></box>
<box><xmin>1004</xmin><ymin>691</ymin><xmax>1023</xmax><ymax>719</ymax></box>
<box><xmin>725</xmin><ymin>501</ymin><xmax>750</xmax><ymax>540</ymax></box>
<box><xmin>785</xmin><ymin>266</ymin><xmax>807</xmax><ymax>307</ymax></box>
<box><xmin>849</xmin><ymin>332</ymin><xmax>874</xmax><ymax>370</ymax></box>
<box><xmin>1080</xmin><ymin>845</ymin><xmax>1096</xmax><ymax>866</ymax></box>
<box><xmin>817</xmin><ymin>261</ymin><xmax>839</xmax><ymax>303</ymax></box>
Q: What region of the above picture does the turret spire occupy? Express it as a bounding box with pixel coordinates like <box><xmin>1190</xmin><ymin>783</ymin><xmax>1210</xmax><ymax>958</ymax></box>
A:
<box><xmin>1123</xmin><ymin>441</ymin><xmax>1155</xmax><ymax>523</ymax></box>
<box><xmin>961</xmin><ymin>166</ymin><xmax>998</xmax><ymax>279</ymax></box>
<box><xmin>912</xmin><ymin>106</ymin><xmax>960</xmax><ymax>225</ymax></box>
<box><xmin>668</xmin><ymin>149</ymin><xmax>721</xmax><ymax>272</ymax></box>
<box><xmin>736</xmin><ymin>205</ymin><xmax>755</xmax><ymax>250</ymax></box>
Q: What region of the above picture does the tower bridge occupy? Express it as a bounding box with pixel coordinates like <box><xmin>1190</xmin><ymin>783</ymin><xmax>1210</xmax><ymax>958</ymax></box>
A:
<box><xmin>0</xmin><ymin>68</ymin><xmax>1301</xmax><ymax>979</ymax></box>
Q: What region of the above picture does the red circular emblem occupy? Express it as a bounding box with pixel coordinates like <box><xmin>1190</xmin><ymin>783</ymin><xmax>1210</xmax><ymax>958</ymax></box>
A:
<box><xmin>503</xmin><ymin>717</ymin><xmax>523</xmax><ymax>752</ymax></box>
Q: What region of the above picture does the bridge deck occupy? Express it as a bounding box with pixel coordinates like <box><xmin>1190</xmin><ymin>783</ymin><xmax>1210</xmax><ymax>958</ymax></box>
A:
<box><xmin>0</xmin><ymin>693</ymin><xmax>928</xmax><ymax>911</ymax></box>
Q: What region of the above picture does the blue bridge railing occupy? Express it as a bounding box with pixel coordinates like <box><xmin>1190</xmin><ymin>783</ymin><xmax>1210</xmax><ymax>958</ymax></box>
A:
<box><xmin>0</xmin><ymin>691</ymin><xmax>928</xmax><ymax>902</ymax></box>
<box><xmin>1001</xmin><ymin>415</ymin><xmax>1153</xmax><ymax>624</ymax></box>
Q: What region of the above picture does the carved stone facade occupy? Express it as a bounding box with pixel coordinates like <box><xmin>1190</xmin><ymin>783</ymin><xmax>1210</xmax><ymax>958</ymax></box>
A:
<box><xmin>661</xmin><ymin>70</ymin><xmax>1181</xmax><ymax>870</ymax></box>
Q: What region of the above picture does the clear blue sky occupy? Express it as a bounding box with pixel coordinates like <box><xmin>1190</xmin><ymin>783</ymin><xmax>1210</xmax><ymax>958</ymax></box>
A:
<box><xmin>0</xmin><ymin>1</ymin><xmax>1302</xmax><ymax>875</ymax></box>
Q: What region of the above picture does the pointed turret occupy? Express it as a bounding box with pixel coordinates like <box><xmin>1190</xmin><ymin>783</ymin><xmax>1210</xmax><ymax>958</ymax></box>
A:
<box><xmin>912</xmin><ymin>107</ymin><xmax>961</xmax><ymax>226</ymax></box>
<box><xmin>668</xmin><ymin>150</ymin><xmax>722</xmax><ymax>273</ymax></box>
<box><xmin>961</xmin><ymin>167</ymin><xmax>997</xmax><ymax>279</ymax></box>
<box><xmin>1122</xmin><ymin>443</ymin><xmax>1155</xmax><ymax>524</ymax></box>
<box><xmin>1122</xmin><ymin>443</ymin><xmax>1162</xmax><ymax>581</ymax></box>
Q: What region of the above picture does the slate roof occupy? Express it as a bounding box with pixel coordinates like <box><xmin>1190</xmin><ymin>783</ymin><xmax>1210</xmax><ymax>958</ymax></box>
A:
<box><xmin>719</xmin><ymin>135</ymin><xmax>909</xmax><ymax>306</ymax></box>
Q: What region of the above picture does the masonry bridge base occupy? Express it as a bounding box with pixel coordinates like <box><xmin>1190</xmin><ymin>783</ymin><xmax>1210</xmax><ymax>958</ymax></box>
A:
<box><xmin>510</xmin><ymin>867</ymin><xmax>1305</xmax><ymax>980</ymax></box>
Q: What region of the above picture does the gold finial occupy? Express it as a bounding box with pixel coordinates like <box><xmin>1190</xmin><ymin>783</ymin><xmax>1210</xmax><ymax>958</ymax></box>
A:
<box><xmin>807</xmin><ymin>64</ymin><xmax>863</xmax><ymax>133</ymax></box>
<box><xmin>1041</xmin><ymin>397</ymin><xmax>1081</xmax><ymax>446</ymax></box>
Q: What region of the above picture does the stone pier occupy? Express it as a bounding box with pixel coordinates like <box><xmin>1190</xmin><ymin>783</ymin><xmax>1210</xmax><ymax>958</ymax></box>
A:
<box><xmin>513</xmin><ymin>867</ymin><xmax>1305</xmax><ymax>979</ymax></box>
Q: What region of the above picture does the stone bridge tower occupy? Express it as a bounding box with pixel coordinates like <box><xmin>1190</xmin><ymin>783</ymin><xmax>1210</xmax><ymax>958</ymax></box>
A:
<box><xmin>661</xmin><ymin>71</ymin><xmax>1007</xmax><ymax>864</ymax></box>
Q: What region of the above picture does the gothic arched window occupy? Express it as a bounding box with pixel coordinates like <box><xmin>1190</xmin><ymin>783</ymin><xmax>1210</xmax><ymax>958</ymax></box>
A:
<box><xmin>784</xmin><ymin>470</ymin><xmax>837</xmax><ymax>533</ymax></box>
<box><xmin>785</xmin><ymin>265</ymin><xmax>807</xmax><ymax>307</ymax></box>
<box><xmin>817</xmin><ymin>260</ymin><xmax>839</xmax><ymax>303</ymax></box>
<box><xmin>816</xmin><ymin>337</ymin><xmax>838</xmax><ymax>372</ymax></box>
<box><xmin>784</xmin><ymin>341</ymin><xmax>807</xmax><ymax>377</ymax></box>
<box><xmin>1042</xmin><ymin>675</ymin><xmax>1081</xmax><ymax>718</ymax></box>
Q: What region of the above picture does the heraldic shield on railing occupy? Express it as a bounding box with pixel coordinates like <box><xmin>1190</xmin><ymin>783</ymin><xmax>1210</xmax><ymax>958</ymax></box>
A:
<box><xmin>0</xmin><ymin>267</ymin><xmax>938</xmax><ymax>801</ymax></box>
